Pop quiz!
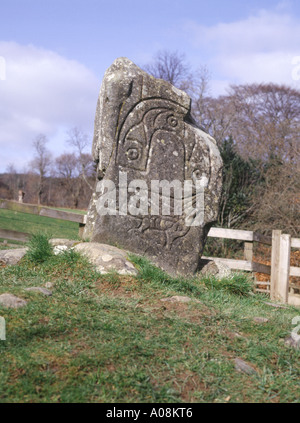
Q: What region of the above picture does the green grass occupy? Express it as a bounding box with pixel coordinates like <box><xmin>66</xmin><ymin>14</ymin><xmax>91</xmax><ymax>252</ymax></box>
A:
<box><xmin>0</xmin><ymin>208</ymin><xmax>80</xmax><ymax>240</ymax></box>
<box><xmin>25</xmin><ymin>233</ymin><xmax>54</xmax><ymax>263</ymax></box>
<box><xmin>0</xmin><ymin>247</ymin><xmax>299</xmax><ymax>403</ymax></box>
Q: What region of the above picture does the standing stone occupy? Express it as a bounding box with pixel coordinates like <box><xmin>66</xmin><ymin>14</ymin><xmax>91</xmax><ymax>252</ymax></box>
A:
<box><xmin>84</xmin><ymin>58</ymin><xmax>223</xmax><ymax>276</ymax></box>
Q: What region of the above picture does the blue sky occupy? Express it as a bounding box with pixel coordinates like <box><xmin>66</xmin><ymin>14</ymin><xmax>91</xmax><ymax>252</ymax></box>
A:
<box><xmin>0</xmin><ymin>0</ymin><xmax>299</xmax><ymax>171</ymax></box>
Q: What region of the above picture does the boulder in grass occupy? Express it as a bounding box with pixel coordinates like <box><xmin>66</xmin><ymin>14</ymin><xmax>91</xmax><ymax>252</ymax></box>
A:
<box><xmin>74</xmin><ymin>242</ymin><xmax>138</xmax><ymax>276</ymax></box>
<box><xmin>234</xmin><ymin>358</ymin><xmax>257</xmax><ymax>375</ymax></box>
<box><xmin>199</xmin><ymin>259</ymin><xmax>231</xmax><ymax>279</ymax></box>
<box><xmin>0</xmin><ymin>248</ymin><xmax>28</xmax><ymax>266</ymax></box>
<box><xmin>0</xmin><ymin>293</ymin><xmax>27</xmax><ymax>308</ymax></box>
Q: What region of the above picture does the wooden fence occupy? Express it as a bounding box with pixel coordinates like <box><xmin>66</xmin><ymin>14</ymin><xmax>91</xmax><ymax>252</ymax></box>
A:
<box><xmin>0</xmin><ymin>199</ymin><xmax>299</xmax><ymax>306</ymax></box>
<box><xmin>201</xmin><ymin>227</ymin><xmax>300</xmax><ymax>306</ymax></box>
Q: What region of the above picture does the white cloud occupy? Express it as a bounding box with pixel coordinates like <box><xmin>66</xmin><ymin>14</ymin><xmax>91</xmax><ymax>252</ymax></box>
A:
<box><xmin>0</xmin><ymin>42</ymin><xmax>100</xmax><ymax>171</ymax></box>
<box><xmin>184</xmin><ymin>8</ymin><xmax>300</xmax><ymax>94</ymax></box>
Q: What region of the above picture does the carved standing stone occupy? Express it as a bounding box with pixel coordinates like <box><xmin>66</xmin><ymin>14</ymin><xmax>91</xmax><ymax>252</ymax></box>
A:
<box><xmin>84</xmin><ymin>58</ymin><xmax>223</xmax><ymax>276</ymax></box>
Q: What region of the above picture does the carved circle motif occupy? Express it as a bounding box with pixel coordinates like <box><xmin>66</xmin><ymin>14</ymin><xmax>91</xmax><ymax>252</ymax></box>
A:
<box><xmin>126</xmin><ymin>147</ymin><xmax>139</xmax><ymax>160</ymax></box>
<box><xmin>167</xmin><ymin>115</ymin><xmax>178</xmax><ymax>127</ymax></box>
<box><xmin>192</xmin><ymin>169</ymin><xmax>202</xmax><ymax>180</ymax></box>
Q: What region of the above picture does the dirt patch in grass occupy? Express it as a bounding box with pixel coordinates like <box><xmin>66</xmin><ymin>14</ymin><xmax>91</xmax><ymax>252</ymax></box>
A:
<box><xmin>174</xmin><ymin>370</ymin><xmax>207</xmax><ymax>402</ymax></box>
<box><xmin>95</xmin><ymin>276</ymin><xmax>142</xmax><ymax>299</ymax></box>
<box><xmin>30</xmin><ymin>350</ymin><xmax>72</xmax><ymax>377</ymax></box>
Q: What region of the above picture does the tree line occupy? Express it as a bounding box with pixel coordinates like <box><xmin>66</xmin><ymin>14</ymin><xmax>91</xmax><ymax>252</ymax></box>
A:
<box><xmin>0</xmin><ymin>127</ymin><xmax>96</xmax><ymax>210</ymax></box>
<box><xmin>0</xmin><ymin>50</ymin><xmax>299</xmax><ymax>235</ymax></box>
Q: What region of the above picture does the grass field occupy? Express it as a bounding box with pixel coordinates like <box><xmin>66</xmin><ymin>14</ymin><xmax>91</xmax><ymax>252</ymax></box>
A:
<box><xmin>0</xmin><ymin>238</ymin><xmax>299</xmax><ymax>403</ymax></box>
<box><xmin>0</xmin><ymin>208</ymin><xmax>81</xmax><ymax>242</ymax></box>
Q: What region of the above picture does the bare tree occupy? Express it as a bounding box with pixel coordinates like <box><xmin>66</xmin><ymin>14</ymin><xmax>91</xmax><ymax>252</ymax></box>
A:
<box><xmin>55</xmin><ymin>152</ymin><xmax>81</xmax><ymax>208</ymax></box>
<box><xmin>226</xmin><ymin>83</ymin><xmax>300</xmax><ymax>165</ymax></box>
<box><xmin>252</xmin><ymin>163</ymin><xmax>300</xmax><ymax>236</ymax></box>
<box><xmin>194</xmin><ymin>83</ymin><xmax>300</xmax><ymax>164</ymax></box>
<box><xmin>3</xmin><ymin>163</ymin><xmax>18</xmax><ymax>199</ymax></box>
<box><xmin>144</xmin><ymin>50</ymin><xmax>213</xmax><ymax>119</ymax></box>
<box><xmin>30</xmin><ymin>134</ymin><xmax>52</xmax><ymax>205</ymax></box>
<box><xmin>190</xmin><ymin>65</ymin><xmax>211</xmax><ymax>120</ymax></box>
<box><xmin>66</xmin><ymin>127</ymin><xmax>94</xmax><ymax>190</ymax></box>
<box><xmin>143</xmin><ymin>50</ymin><xmax>193</xmax><ymax>90</ymax></box>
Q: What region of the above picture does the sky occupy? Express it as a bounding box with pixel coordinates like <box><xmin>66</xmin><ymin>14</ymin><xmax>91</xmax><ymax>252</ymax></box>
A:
<box><xmin>0</xmin><ymin>0</ymin><xmax>299</xmax><ymax>172</ymax></box>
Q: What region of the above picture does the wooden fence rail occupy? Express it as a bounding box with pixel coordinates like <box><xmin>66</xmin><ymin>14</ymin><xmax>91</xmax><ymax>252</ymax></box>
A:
<box><xmin>0</xmin><ymin>199</ymin><xmax>299</xmax><ymax>306</ymax></box>
<box><xmin>0</xmin><ymin>198</ymin><xmax>86</xmax><ymax>224</ymax></box>
<box><xmin>0</xmin><ymin>228</ymin><xmax>31</xmax><ymax>243</ymax></box>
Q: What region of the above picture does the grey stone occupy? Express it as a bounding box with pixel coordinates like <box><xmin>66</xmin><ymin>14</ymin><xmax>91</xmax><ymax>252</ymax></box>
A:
<box><xmin>253</xmin><ymin>317</ymin><xmax>269</xmax><ymax>324</ymax></box>
<box><xmin>50</xmin><ymin>239</ymin><xmax>79</xmax><ymax>255</ymax></box>
<box><xmin>0</xmin><ymin>293</ymin><xmax>27</xmax><ymax>308</ymax></box>
<box><xmin>234</xmin><ymin>358</ymin><xmax>257</xmax><ymax>375</ymax></box>
<box><xmin>24</xmin><ymin>287</ymin><xmax>52</xmax><ymax>296</ymax></box>
<box><xmin>74</xmin><ymin>242</ymin><xmax>138</xmax><ymax>275</ymax></box>
<box><xmin>284</xmin><ymin>335</ymin><xmax>300</xmax><ymax>350</ymax></box>
<box><xmin>287</xmin><ymin>293</ymin><xmax>300</xmax><ymax>307</ymax></box>
<box><xmin>50</xmin><ymin>239</ymin><xmax>79</xmax><ymax>248</ymax></box>
<box><xmin>0</xmin><ymin>248</ymin><xmax>28</xmax><ymax>266</ymax></box>
<box><xmin>53</xmin><ymin>245</ymin><xmax>70</xmax><ymax>255</ymax></box>
<box><xmin>83</xmin><ymin>57</ymin><xmax>223</xmax><ymax>276</ymax></box>
<box><xmin>198</xmin><ymin>259</ymin><xmax>231</xmax><ymax>278</ymax></box>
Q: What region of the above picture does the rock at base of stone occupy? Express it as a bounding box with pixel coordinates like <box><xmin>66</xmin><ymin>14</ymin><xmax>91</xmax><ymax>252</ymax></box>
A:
<box><xmin>50</xmin><ymin>239</ymin><xmax>79</xmax><ymax>248</ymax></box>
<box><xmin>0</xmin><ymin>248</ymin><xmax>28</xmax><ymax>266</ymax></box>
<box><xmin>74</xmin><ymin>242</ymin><xmax>138</xmax><ymax>276</ymax></box>
<box><xmin>198</xmin><ymin>259</ymin><xmax>231</xmax><ymax>279</ymax></box>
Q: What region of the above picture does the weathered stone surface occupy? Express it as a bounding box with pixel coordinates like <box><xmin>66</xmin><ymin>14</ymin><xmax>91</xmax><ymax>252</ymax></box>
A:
<box><xmin>284</xmin><ymin>335</ymin><xmax>300</xmax><ymax>350</ymax></box>
<box><xmin>0</xmin><ymin>248</ymin><xmax>28</xmax><ymax>266</ymax></box>
<box><xmin>0</xmin><ymin>293</ymin><xmax>27</xmax><ymax>308</ymax></box>
<box><xmin>24</xmin><ymin>287</ymin><xmax>52</xmax><ymax>296</ymax></box>
<box><xmin>234</xmin><ymin>358</ymin><xmax>257</xmax><ymax>375</ymax></box>
<box><xmin>50</xmin><ymin>239</ymin><xmax>79</xmax><ymax>255</ymax></box>
<box><xmin>84</xmin><ymin>57</ymin><xmax>223</xmax><ymax>276</ymax></box>
<box><xmin>198</xmin><ymin>259</ymin><xmax>231</xmax><ymax>278</ymax></box>
<box><xmin>50</xmin><ymin>239</ymin><xmax>79</xmax><ymax>248</ymax></box>
<box><xmin>74</xmin><ymin>242</ymin><xmax>138</xmax><ymax>275</ymax></box>
<box><xmin>287</xmin><ymin>293</ymin><xmax>300</xmax><ymax>307</ymax></box>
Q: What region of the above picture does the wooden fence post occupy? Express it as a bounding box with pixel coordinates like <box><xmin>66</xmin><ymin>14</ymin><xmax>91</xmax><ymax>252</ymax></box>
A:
<box><xmin>78</xmin><ymin>223</ymin><xmax>85</xmax><ymax>239</ymax></box>
<box><xmin>278</xmin><ymin>234</ymin><xmax>291</xmax><ymax>303</ymax></box>
<box><xmin>244</xmin><ymin>242</ymin><xmax>253</xmax><ymax>262</ymax></box>
<box><xmin>271</xmin><ymin>230</ymin><xmax>291</xmax><ymax>303</ymax></box>
<box><xmin>78</xmin><ymin>215</ymin><xmax>87</xmax><ymax>239</ymax></box>
<box><xmin>270</xmin><ymin>230</ymin><xmax>281</xmax><ymax>300</ymax></box>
